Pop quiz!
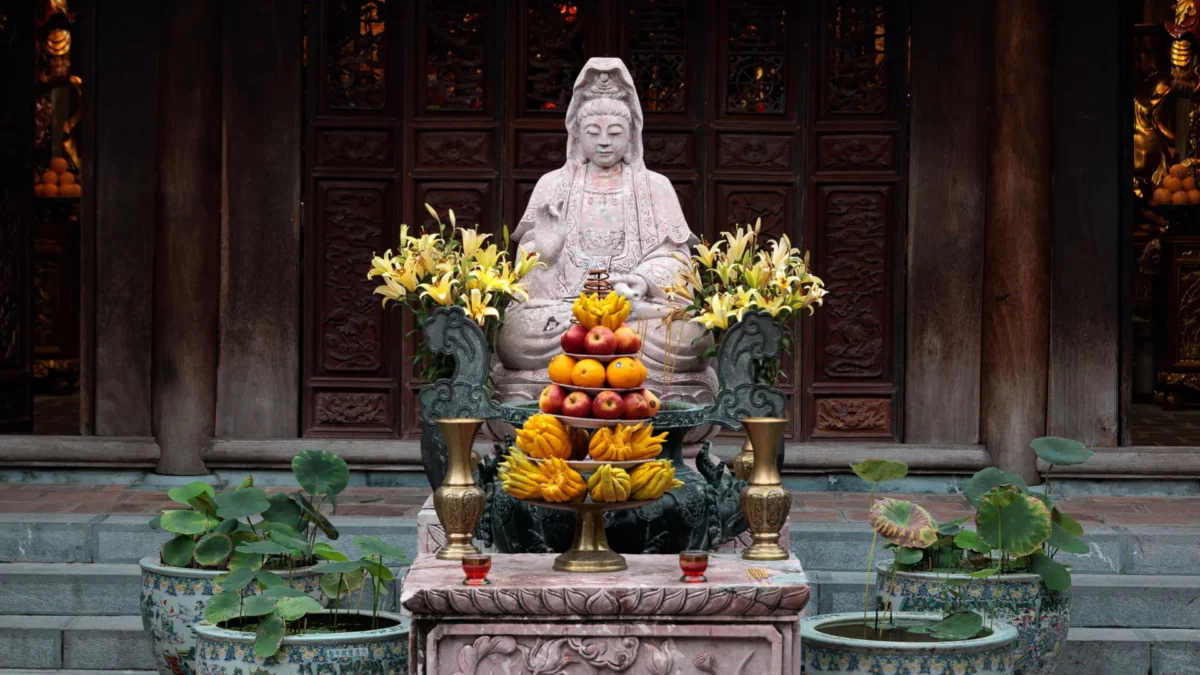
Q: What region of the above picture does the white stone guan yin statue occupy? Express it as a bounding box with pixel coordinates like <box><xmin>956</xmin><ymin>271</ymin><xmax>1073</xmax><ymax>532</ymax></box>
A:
<box><xmin>492</xmin><ymin>57</ymin><xmax>717</xmax><ymax>411</ymax></box>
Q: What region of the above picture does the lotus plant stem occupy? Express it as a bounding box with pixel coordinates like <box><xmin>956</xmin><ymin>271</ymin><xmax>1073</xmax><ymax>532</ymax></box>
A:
<box><xmin>861</xmin><ymin>480</ymin><xmax>881</xmax><ymax>627</ymax></box>
<box><xmin>245</xmin><ymin>517</ymin><xmax>258</xmax><ymax>537</ymax></box>
<box><xmin>862</xmin><ymin>529</ymin><xmax>879</xmax><ymax>628</ymax></box>
<box><xmin>372</xmin><ymin>554</ymin><xmax>382</xmax><ymax>629</ymax></box>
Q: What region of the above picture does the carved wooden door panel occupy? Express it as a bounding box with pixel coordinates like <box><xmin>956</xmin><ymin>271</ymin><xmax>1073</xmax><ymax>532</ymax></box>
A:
<box><xmin>303</xmin><ymin>0</ymin><xmax>404</xmax><ymax>437</ymax></box>
<box><xmin>0</xmin><ymin>1</ymin><xmax>36</xmax><ymax>433</ymax></box>
<box><xmin>802</xmin><ymin>0</ymin><xmax>907</xmax><ymax>442</ymax></box>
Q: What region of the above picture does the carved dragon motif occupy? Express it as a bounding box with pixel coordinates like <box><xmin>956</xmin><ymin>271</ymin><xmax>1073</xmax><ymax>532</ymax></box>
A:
<box><xmin>703</xmin><ymin>311</ymin><xmax>787</xmax><ymax>430</ymax></box>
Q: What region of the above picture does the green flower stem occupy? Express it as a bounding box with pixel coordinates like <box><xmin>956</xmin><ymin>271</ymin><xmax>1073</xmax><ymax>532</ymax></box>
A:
<box><xmin>861</xmin><ymin>481</ymin><xmax>880</xmax><ymax>627</ymax></box>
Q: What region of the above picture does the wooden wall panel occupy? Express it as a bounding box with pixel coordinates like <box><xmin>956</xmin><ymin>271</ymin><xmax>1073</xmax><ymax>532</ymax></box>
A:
<box><xmin>93</xmin><ymin>0</ymin><xmax>159</xmax><ymax>437</ymax></box>
<box><xmin>803</xmin><ymin>0</ymin><xmax>907</xmax><ymax>442</ymax></box>
<box><xmin>218</xmin><ymin>0</ymin><xmax>303</xmax><ymax>438</ymax></box>
<box><xmin>1049</xmin><ymin>0</ymin><xmax>1122</xmax><ymax>447</ymax></box>
<box><xmin>905</xmin><ymin>0</ymin><xmax>988</xmax><ymax>444</ymax></box>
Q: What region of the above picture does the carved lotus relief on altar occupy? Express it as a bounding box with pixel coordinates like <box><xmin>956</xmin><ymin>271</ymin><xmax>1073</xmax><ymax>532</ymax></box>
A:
<box><xmin>440</xmin><ymin>630</ymin><xmax>783</xmax><ymax>675</ymax></box>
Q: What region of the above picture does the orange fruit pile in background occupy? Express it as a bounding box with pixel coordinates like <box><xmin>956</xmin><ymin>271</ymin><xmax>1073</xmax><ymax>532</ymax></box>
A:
<box><xmin>1153</xmin><ymin>163</ymin><xmax>1200</xmax><ymax>205</ymax></box>
<box><xmin>34</xmin><ymin>157</ymin><xmax>81</xmax><ymax>198</ymax></box>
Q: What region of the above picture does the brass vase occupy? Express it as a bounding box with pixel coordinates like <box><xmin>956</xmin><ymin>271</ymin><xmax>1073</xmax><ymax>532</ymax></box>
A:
<box><xmin>739</xmin><ymin>417</ymin><xmax>791</xmax><ymax>561</ymax></box>
<box><xmin>433</xmin><ymin>418</ymin><xmax>486</xmax><ymax>560</ymax></box>
<box><xmin>731</xmin><ymin>435</ymin><xmax>754</xmax><ymax>481</ymax></box>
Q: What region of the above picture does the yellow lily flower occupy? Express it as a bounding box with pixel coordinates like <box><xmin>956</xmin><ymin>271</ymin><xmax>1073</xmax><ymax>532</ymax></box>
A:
<box><xmin>367</xmin><ymin>250</ymin><xmax>398</xmax><ymax>280</ymax></box>
<box><xmin>692</xmin><ymin>293</ymin><xmax>735</xmax><ymax>331</ymax></box>
<box><xmin>419</xmin><ymin>272</ymin><xmax>457</xmax><ymax>307</ymax></box>
<box><xmin>694</xmin><ymin>240</ymin><xmax>723</xmax><ymax>269</ymax></box>
<box><xmin>756</xmin><ymin>293</ymin><xmax>789</xmax><ymax>317</ymax></box>
<box><xmin>459</xmin><ymin>228</ymin><xmax>490</xmax><ymax>260</ymax></box>
<box><xmin>463</xmin><ymin>288</ymin><xmax>500</xmax><ymax>326</ymax></box>
<box><xmin>514</xmin><ymin>248</ymin><xmax>541</xmax><ymax>278</ymax></box>
<box><xmin>474</xmin><ymin>243</ymin><xmax>501</xmax><ymax>270</ymax></box>
<box><xmin>724</xmin><ymin>226</ymin><xmax>754</xmax><ymax>264</ymax></box>
<box><xmin>732</xmin><ymin>288</ymin><xmax>760</xmax><ymax>320</ymax></box>
<box><xmin>373</xmin><ymin>274</ymin><xmax>408</xmax><ymax>307</ymax></box>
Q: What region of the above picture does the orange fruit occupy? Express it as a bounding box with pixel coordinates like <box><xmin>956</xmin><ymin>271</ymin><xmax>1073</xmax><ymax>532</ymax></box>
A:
<box><xmin>1185</xmin><ymin>176</ymin><xmax>1196</xmax><ymax>191</ymax></box>
<box><xmin>61</xmin><ymin>183</ymin><xmax>81</xmax><ymax>197</ymax></box>
<box><xmin>606</xmin><ymin>357</ymin><xmax>646</xmax><ymax>388</ymax></box>
<box><xmin>42</xmin><ymin>170</ymin><xmax>58</xmax><ymax>185</ymax></box>
<box><xmin>50</xmin><ymin>157</ymin><xmax>68</xmax><ymax>174</ymax></box>
<box><xmin>1189</xmin><ymin>189</ymin><xmax>1200</xmax><ymax>205</ymax></box>
<box><xmin>1174</xmin><ymin>190</ymin><xmax>1188</xmax><ymax>205</ymax></box>
<box><xmin>572</xmin><ymin>359</ymin><xmax>606</xmax><ymax>387</ymax></box>
<box><xmin>548</xmin><ymin>354</ymin><xmax>578</xmax><ymax>385</ymax></box>
<box><xmin>59</xmin><ymin>172</ymin><xmax>75</xmax><ymax>186</ymax></box>
<box><xmin>1154</xmin><ymin>187</ymin><xmax>1172</xmax><ymax>204</ymax></box>
<box><xmin>42</xmin><ymin>183</ymin><xmax>59</xmax><ymax>197</ymax></box>
<box><xmin>1172</xmin><ymin>163</ymin><xmax>1189</xmax><ymax>178</ymax></box>
<box><xmin>33</xmin><ymin>183</ymin><xmax>45</xmax><ymax>197</ymax></box>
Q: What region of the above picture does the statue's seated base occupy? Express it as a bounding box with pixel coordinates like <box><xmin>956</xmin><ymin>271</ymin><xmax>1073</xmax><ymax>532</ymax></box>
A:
<box><xmin>401</xmin><ymin>553</ymin><xmax>810</xmax><ymax>675</ymax></box>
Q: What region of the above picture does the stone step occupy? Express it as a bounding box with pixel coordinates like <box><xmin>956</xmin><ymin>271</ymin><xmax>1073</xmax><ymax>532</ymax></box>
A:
<box><xmin>5</xmin><ymin>513</ymin><xmax>1200</xmax><ymax>575</ymax></box>
<box><xmin>0</xmin><ymin>616</ymin><xmax>154</xmax><ymax>671</ymax></box>
<box><xmin>806</xmin><ymin>571</ymin><xmax>1200</xmax><ymax>630</ymax></box>
<box><xmin>1060</xmin><ymin>628</ymin><xmax>1200</xmax><ymax>674</ymax></box>
<box><xmin>0</xmin><ymin>514</ymin><xmax>419</xmax><ymax>564</ymax></box>
<box><xmin>792</xmin><ymin>521</ymin><xmax>1200</xmax><ymax>575</ymax></box>
<box><xmin>0</xmin><ymin>563</ymin><xmax>402</xmax><ymax>615</ymax></box>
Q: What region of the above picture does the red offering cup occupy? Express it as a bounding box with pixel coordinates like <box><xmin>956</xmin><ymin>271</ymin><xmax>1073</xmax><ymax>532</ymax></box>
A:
<box><xmin>462</xmin><ymin>553</ymin><xmax>492</xmax><ymax>586</ymax></box>
<box><xmin>679</xmin><ymin>550</ymin><xmax>708</xmax><ymax>583</ymax></box>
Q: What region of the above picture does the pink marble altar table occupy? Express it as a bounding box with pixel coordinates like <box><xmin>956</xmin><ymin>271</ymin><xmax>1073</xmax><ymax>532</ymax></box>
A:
<box><xmin>400</xmin><ymin>553</ymin><xmax>810</xmax><ymax>675</ymax></box>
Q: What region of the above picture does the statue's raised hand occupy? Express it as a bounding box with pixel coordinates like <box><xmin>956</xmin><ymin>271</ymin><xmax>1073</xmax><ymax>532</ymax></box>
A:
<box><xmin>610</xmin><ymin>274</ymin><xmax>649</xmax><ymax>302</ymax></box>
<box><xmin>533</xmin><ymin>201</ymin><xmax>567</xmax><ymax>264</ymax></box>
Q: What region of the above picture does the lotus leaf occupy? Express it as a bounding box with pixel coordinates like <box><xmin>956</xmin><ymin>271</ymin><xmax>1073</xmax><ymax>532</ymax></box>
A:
<box><xmin>161</xmin><ymin>534</ymin><xmax>196</xmax><ymax>567</ymax></box>
<box><xmin>167</xmin><ymin>481</ymin><xmax>215</xmax><ymax>505</ymax></box>
<box><xmin>850</xmin><ymin>459</ymin><xmax>909</xmax><ymax>485</ymax></box>
<box><xmin>1047</xmin><ymin>522</ymin><xmax>1089</xmax><ymax>554</ymax></box>
<box><xmin>354</xmin><ymin>535</ymin><xmax>409</xmax><ymax>562</ymax></box>
<box><xmin>204</xmin><ymin>591</ymin><xmax>242</xmax><ymax>624</ymax></box>
<box><xmin>292</xmin><ymin>450</ymin><xmax>351</xmax><ymax>505</ymax></box>
<box><xmin>1031</xmin><ymin>436</ymin><xmax>1094</xmax><ymax>466</ymax></box>
<box><xmin>160</xmin><ymin>510</ymin><xmax>210</xmax><ymax>535</ymax></box>
<box><xmin>963</xmin><ymin>467</ymin><xmax>1028</xmax><ymax>507</ymax></box>
<box><xmin>276</xmin><ymin>595</ymin><xmax>323</xmax><ymax>621</ymax></box>
<box><xmin>193</xmin><ymin>533</ymin><xmax>233</xmax><ymax>566</ymax></box>
<box><xmin>869</xmin><ymin>498</ymin><xmax>938</xmax><ymax>549</ymax></box>
<box><xmin>262</xmin><ymin>492</ymin><xmax>304</xmax><ymax>530</ymax></box>
<box><xmin>215</xmin><ymin>567</ymin><xmax>256</xmax><ymax>593</ymax></box>
<box><xmin>320</xmin><ymin>570</ymin><xmax>365</xmax><ymax>598</ymax></box>
<box><xmin>975</xmin><ymin>486</ymin><xmax>1052</xmax><ymax>557</ymax></box>
<box><xmin>214</xmin><ymin>487</ymin><xmax>271</xmax><ymax>519</ymax></box>
<box><xmin>1029</xmin><ymin>551</ymin><xmax>1072</xmax><ymax>590</ymax></box>
<box><xmin>909</xmin><ymin>611</ymin><xmax>983</xmax><ymax>640</ymax></box>
<box><xmin>254</xmin><ymin>615</ymin><xmax>286</xmax><ymax>658</ymax></box>
<box><xmin>1053</xmin><ymin>508</ymin><xmax>1084</xmax><ymax>537</ymax></box>
<box><xmin>240</xmin><ymin>594</ymin><xmax>277</xmax><ymax>617</ymax></box>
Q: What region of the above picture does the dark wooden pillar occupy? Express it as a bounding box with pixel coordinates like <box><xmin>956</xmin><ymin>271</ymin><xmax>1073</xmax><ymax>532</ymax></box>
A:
<box><xmin>152</xmin><ymin>1</ymin><xmax>222</xmax><ymax>475</ymax></box>
<box><xmin>905</xmin><ymin>0</ymin><xmax>989</xmax><ymax>444</ymax></box>
<box><xmin>981</xmin><ymin>0</ymin><xmax>1052</xmax><ymax>482</ymax></box>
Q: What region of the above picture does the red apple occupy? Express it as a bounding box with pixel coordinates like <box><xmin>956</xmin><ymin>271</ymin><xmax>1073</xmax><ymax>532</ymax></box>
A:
<box><xmin>613</xmin><ymin>326</ymin><xmax>643</xmax><ymax>354</ymax></box>
<box><xmin>641</xmin><ymin>389</ymin><xmax>661</xmax><ymax>416</ymax></box>
<box><xmin>562</xmin><ymin>391</ymin><xmax>593</xmax><ymax>418</ymax></box>
<box><xmin>560</xmin><ymin>324</ymin><xmax>589</xmax><ymax>354</ymax></box>
<box><xmin>593</xmin><ymin>390</ymin><xmax>625</xmax><ymax>419</ymax></box>
<box><xmin>539</xmin><ymin>384</ymin><xmax>566</xmax><ymax>414</ymax></box>
<box><xmin>584</xmin><ymin>326</ymin><xmax>617</xmax><ymax>355</ymax></box>
<box><xmin>622</xmin><ymin>392</ymin><xmax>650</xmax><ymax>419</ymax></box>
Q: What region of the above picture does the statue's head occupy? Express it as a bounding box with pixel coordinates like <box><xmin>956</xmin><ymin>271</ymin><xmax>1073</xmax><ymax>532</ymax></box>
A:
<box><xmin>575</xmin><ymin>97</ymin><xmax>632</xmax><ymax>169</ymax></box>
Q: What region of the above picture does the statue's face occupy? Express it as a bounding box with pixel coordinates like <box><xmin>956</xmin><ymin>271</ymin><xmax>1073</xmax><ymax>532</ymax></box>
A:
<box><xmin>578</xmin><ymin>115</ymin><xmax>630</xmax><ymax>169</ymax></box>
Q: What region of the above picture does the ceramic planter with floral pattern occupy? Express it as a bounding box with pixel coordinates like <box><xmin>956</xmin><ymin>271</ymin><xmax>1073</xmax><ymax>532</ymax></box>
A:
<box><xmin>801</xmin><ymin>611</ymin><xmax>1017</xmax><ymax>675</ymax></box>
<box><xmin>139</xmin><ymin>557</ymin><xmax>324</xmax><ymax>675</ymax></box>
<box><xmin>876</xmin><ymin>569</ymin><xmax>1070</xmax><ymax>675</ymax></box>
<box><xmin>193</xmin><ymin>610</ymin><xmax>409</xmax><ymax>675</ymax></box>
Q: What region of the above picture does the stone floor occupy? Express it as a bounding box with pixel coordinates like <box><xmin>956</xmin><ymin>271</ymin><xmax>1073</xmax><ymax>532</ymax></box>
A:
<box><xmin>1131</xmin><ymin>402</ymin><xmax>1200</xmax><ymax>446</ymax></box>
<box><xmin>2</xmin><ymin>483</ymin><xmax>1199</xmax><ymax>526</ymax></box>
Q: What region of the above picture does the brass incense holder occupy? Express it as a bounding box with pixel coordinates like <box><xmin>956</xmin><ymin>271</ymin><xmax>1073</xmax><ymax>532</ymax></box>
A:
<box><xmin>433</xmin><ymin>418</ymin><xmax>486</xmax><ymax>560</ymax></box>
<box><xmin>731</xmin><ymin>435</ymin><xmax>754</xmax><ymax>481</ymax></box>
<box><xmin>739</xmin><ymin>417</ymin><xmax>791</xmax><ymax>561</ymax></box>
<box><xmin>538</xmin><ymin>500</ymin><xmax>650</xmax><ymax>573</ymax></box>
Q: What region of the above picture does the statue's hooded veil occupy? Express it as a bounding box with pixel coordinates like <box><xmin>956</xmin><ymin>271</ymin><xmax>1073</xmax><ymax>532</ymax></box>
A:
<box><xmin>562</xmin><ymin>58</ymin><xmax>645</xmax><ymax>169</ymax></box>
